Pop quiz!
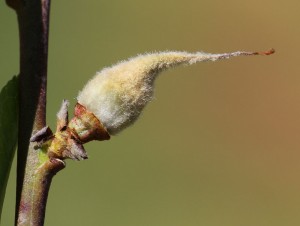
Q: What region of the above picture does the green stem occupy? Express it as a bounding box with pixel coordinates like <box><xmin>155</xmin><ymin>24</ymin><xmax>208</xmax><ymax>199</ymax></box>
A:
<box><xmin>6</xmin><ymin>0</ymin><xmax>65</xmax><ymax>225</ymax></box>
<box><xmin>17</xmin><ymin>159</ymin><xmax>65</xmax><ymax>226</ymax></box>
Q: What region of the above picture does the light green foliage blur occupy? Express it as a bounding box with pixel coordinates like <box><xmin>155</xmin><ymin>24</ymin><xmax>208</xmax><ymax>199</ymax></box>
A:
<box><xmin>0</xmin><ymin>0</ymin><xmax>298</xmax><ymax>226</ymax></box>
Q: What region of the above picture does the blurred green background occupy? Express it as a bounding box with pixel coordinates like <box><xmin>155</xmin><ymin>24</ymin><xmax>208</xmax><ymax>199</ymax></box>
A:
<box><xmin>0</xmin><ymin>0</ymin><xmax>299</xmax><ymax>225</ymax></box>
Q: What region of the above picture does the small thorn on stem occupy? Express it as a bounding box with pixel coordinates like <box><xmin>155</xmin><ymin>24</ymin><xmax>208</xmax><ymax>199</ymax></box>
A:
<box><xmin>30</xmin><ymin>126</ymin><xmax>53</xmax><ymax>142</ymax></box>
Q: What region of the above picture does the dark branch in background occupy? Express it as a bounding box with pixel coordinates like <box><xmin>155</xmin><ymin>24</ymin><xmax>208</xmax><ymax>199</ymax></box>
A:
<box><xmin>6</xmin><ymin>0</ymin><xmax>65</xmax><ymax>225</ymax></box>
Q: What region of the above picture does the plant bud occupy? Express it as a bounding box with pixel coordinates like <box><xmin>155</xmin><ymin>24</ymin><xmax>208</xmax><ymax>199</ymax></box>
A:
<box><xmin>77</xmin><ymin>49</ymin><xmax>274</xmax><ymax>135</ymax></box>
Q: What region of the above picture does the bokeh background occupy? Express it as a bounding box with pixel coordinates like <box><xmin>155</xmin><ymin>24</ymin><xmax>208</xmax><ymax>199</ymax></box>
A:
<box><xmin>0</xmin><ymin>0</ymin><xmax>299</xmax><ymax>225</ymax></box>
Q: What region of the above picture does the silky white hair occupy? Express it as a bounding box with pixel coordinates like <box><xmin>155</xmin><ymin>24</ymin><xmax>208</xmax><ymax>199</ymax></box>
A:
<box><xmin>77</xmin><ymin>50</ymin><xmax>265</xmax><ymax>135</ymax></box>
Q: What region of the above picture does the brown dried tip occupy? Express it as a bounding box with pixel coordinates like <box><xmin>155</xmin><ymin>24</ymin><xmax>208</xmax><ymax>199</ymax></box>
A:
<box><xmin>253</xmin><ymin>48</ymin><xmax>275</xmax><ymax>56</ymax></box>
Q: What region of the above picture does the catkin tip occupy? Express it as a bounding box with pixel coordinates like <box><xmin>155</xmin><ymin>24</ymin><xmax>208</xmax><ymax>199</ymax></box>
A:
<box><xmin>253</xmin><ymin>48</ymin><xmax>275</xmax><ymax>56</ymax></box>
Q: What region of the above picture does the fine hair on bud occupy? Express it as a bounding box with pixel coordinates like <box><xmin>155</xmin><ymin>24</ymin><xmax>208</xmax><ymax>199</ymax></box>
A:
<box><xmin>77</xmin><ymin>49</ymin><xmax>274</xmax><ymax>135</ymax></box>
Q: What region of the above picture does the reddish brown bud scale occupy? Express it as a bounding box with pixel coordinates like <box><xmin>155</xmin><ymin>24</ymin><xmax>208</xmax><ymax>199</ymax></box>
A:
<box><xmin>68</xmin><ymin>103</ymin><xmax>110</xmax><ymax>143</ymax></box>
<box><xmin>31</xmin><ymin>101</ymin><xmax>110</xmax><ymax>161</ymax></box>
<box><xmin>47</xmin><ymin>103</ymin><xmax>110</xmax><ymax>160</ymax></box>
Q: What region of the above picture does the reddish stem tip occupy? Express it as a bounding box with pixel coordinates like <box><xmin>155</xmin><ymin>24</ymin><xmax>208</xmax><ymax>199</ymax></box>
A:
<box><xmin>255</xmin><ymin>48</ymin><xmax>275</xmax><ymax>56</ymax></box>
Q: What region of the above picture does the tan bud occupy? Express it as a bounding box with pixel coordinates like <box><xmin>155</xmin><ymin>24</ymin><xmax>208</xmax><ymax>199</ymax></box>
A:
<box><xmin>77</xmin><ymin>49</ymin><xmax>274</xmax><ymax>135</ymax></box>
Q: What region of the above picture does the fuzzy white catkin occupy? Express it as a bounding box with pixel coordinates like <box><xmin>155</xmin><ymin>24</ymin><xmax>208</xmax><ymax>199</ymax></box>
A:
<box><xmin>77</xmin><ymin>50</ymin><xmax>261</xmax><ymax>135</ymax></box>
